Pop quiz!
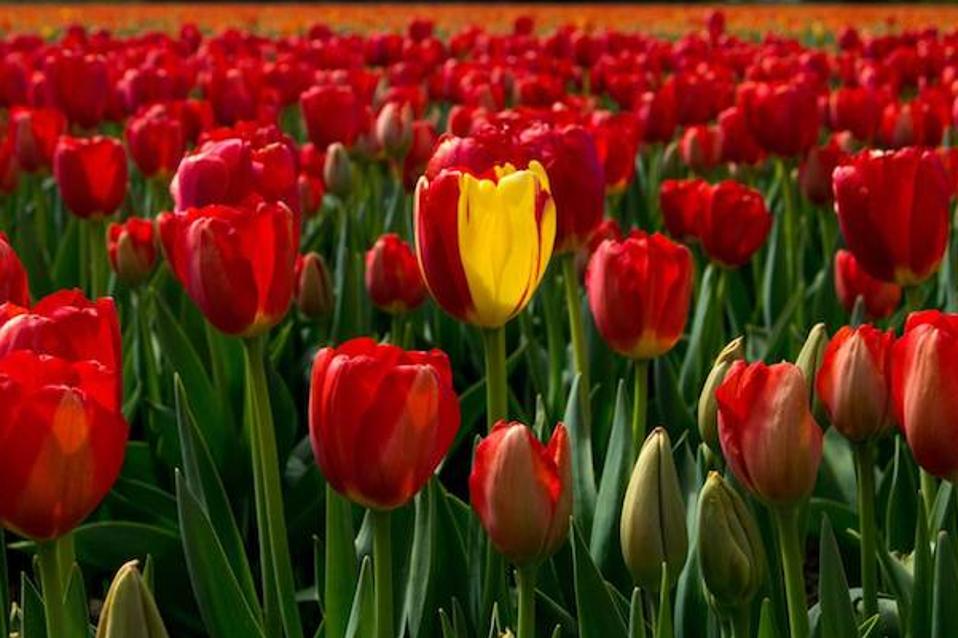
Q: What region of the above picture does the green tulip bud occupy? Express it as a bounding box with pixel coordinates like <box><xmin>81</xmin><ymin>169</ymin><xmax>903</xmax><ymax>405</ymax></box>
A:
<box><xmin>697</xmin><ymin>472</ymin><xmax>766</xmax><ymax>611</ymax></box>
<box><xmin>620</xmin><ymin>427</ymin><xmax>688</xmax><ymax>591</ymax></box>
<box><xmin>795</xmin><ymin>322</ymin><xmax>827</xmax><ymax>399</ymax></box>
<box><xmin>324</xmin><ymin>142</ymin><xmax>353</xmax><ymax>198</ymax></box>
<box><xmin>95</xmin><ymin>561</ymin><xmax>169</xmax><ymax>638</ymax></box>
<box><xmin>698</xmin><ymin>336</ymin><xmax>745</xmax><ymax>452</ymax></box>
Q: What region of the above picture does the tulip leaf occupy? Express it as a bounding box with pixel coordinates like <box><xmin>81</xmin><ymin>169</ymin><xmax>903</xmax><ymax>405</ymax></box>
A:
<box><xmin>655</xmin><ymin>564</ymin><xmax>674</xmax><ymax>638</ymax></box>
<box><xmin>932</xmin><ymin>531</ymin><xmax>958</xmax><ymax>638</ymax></box>
<box><xmin>21</xmin><ymin>572</ymin><xmax>45</xmax><ymax>638</ymax></box>
<box><xmin>570</xmin><ymin>519</ymin><xmax>628</xmax><ymax>638</ymax></box>
<box><xmin>756</xmin><ymin>598</ymin><xmax>778</xmax><ymax>638</ymax></box>
<box><xmin>536</xmin><ymin>588</ymin><xmax>577</xmax><ymax>636</ymax></box>
<box><xmin>930</xmin><ymin>482</ymin><xmax>955</xmax><ymax>535</ymax></box>
<box><xmin>109</xmin><ymin>477</ymin><xmax>178</xmax><ymax>530</ymax></box>
<box><xmin>877</xmin><ymin>546</ymin><xmax>913</xmax><ymax>628</ymax></box>
<box><xmin>175</xmin><ymin>471</ymin><xmax>265</xmax><ymax>638</ymax></box>
<box><xmin>679</xmin><ymin>263</ymin><xmax>722</xmax><ymax>399</ymax></box>
<box><xmin>404</xmin><ymin>483</ymin><xmax>436</xmax><ymax>637</ymax></box>
<box><xmin>912</xmin><ymin>498</ymin><xmax>932</xmax><ymax>638</ymax></box>
<box><xmin>628</xmin><ymin>588</ymin><xmax>646</xmax><ymax>638</ymax></box>
<box><xmin>324</xmin><ymin>485</ymin><xmax>358</xmax><ymax>638</ymax></box>
<box><xmin>760</xmin><ymin>199</ymin><xmax>788</xmax><ymax>329</ymax></box>
<box><xmin>590</xmin><ymin>380</ymin><xmax>632</xmax><ymax>583</ymax></box>
<box><xmin>565</xmin><ymin>375</ymin><xmax>597</xmax><ymax>534</ymax></box>
<box><xmin>63</xmin><ymin>564</ymin><xmax>89</xmax><ymax>638</ymax></box>
<box><xmin>439</xmin><ymin>609</ymin><xmax>457</xmax><ymax>638</ymax></box>
<box><xmin>818</xmin><ymin>516</ymin><xmax>857</xmax><ymax>638</ymax></box>
<box><xmin>652</xmin><ymin>353</ymin><xmax>696</xmax><ymax>441</ymax></box>
<box><xmin>885</xmin><ymin>438</ymin><xmax>919</xmax><ymax>553</ymax></box>
<box><xmin>174</xmin><ymin>376</ymin><xmax>260</xmax><ymax>614</ymax></box>
<box><xmin>345</xmin><ymin>557</ymin><xmax>375</xmax><ymax>638</ymax></box>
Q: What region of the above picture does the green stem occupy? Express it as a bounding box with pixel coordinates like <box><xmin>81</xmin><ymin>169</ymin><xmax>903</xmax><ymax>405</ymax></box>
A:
<box><xmin>372</xmin><ymin>510</ymin><xmax>393</xmax><ymax>638</ymax></box>
<box><xmin>854</xmin><ymin>443</ymin><xmax>879</xmax><ymax>619</ymax></box>
<box><xmin>243</xmin><ymin>336</ymin><xmax>304</xmax><ymax>638</ymax></box>
<box><xmin>541</xmin><ymin>280</ymin><xmax>564</xmax><ymax>413</ymax></box>
<box><xmin>516</xmin><ymin>564</ymin><xmax>537</xmax><ymax>638</ymax></box>
<box><xmin>390</xmin><ymin>313</ymin><xmax>404</xmax><ymax>348</ymax></box>
<box><xmin>632</xmin><ymin>359</ymin><xmax>649</xmax><ymax>457</ymax></box>
<box><xmin>562</xmin><ymin>254</ymin><xmax>591</xmax><ymax>431</ymax></box>
<box><xmin>324</xmin><ymin>485</ymin><xmax>353</xmax><ymax>638</ymax></box>
<box><xmin>771</xmin><ymin>506</ymin><xmax>809</xmax><ymax>638</ymax></box>
<box><xmin>37</xmin><ymin>539</ymin><xmax>66</xmax><ymax>638</ymax></box>
<box><xmin>729</xmin><ymin>606</ymin><xmax>751</xmax><ymax>638</ymax></box>
<box><xmin>88</xmin><ymin>218</ymin><xmax>106</xmax><ymax>298</ymax></box>
<box><xmin>777</xmin><ymin>158</ymin><xmax>800</xmax><ymax>327</ymax></box>
<box><xmin>78</xmin><ymin>217</ymin><xmax>89</xmax><ymax>293</ymax></box>
<box><xmin>921</xmin><ymin>470</ymin><xmax>938</xmax><ymax>530</ymax></box>
<box><xmin>481</xmin><ymin>326</ymin><xmax>508</xmax><ymax>429</ymax></box>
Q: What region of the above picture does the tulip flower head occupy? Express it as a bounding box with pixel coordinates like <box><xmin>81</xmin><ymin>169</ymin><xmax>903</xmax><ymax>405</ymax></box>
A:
<box><xmin>366</xmin><ymin>233</ymin><xmax>427</xmax><ymax>314</ymax></box>
<box><xmin>470</xmin><ymin>421</ymin><xmax>572</xmax><ymax>565</ymax></box>
<box><xmin>54</xmin><ymin>135</ymin><xmax>128</xmax><ymax>219</ymax></box>
<box><xmin>107</xmin><ymin>218</ymin><xmax>157</xmax><ymax>286</ymax></box>
<box><xmin>833</xmin><ymin>250</ymin><xmax>901</xmax><ymax>320</ymax></box>
<box><xmin>294</xmin><ymin>253</ymin><xmax>334</xmax><ymax>320</ymax></box>
<box><xmin>9</xmin><ymin>106</ymin><xmax>65</xmax><ymax>173</ymax></box>
<box><xmin>0</xmin><ymin>232</ymin><xmax>29</xmax><ymax>306</ymax></box>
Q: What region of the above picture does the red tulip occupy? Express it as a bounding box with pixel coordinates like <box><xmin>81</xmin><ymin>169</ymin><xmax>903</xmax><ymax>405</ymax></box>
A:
<box><xmin>798</xmin><ymin>138</ymin><xmax>848</xmax><ymax>205</ymax></box>
<box><xmin>0</xmin><ymin>349</ymin><xmax>127</xmax><ymax>539</ymax></box>
<box><xmin>699</xmin><ymin>180</ymin><xmax>771</xmax><ymax>268</ymax></box>
<box><xmin>717</xmin><ymin>106</ymin><xmax>763</xmax><ymax>166</ymax></box>
<box><xmin>0</xmin><ymin>232</ymin><xmax>29</xmax><ymax>307</ymax></box>
<box><xmin>365</xmin><ymin>233</ymin><xmax>427</xmax><ymax>314</ymax></box>
<box><xmin>738</xmin><ymin>81</ymin><xmax>820</xmax><ymax>157</ymax></box>
<box><xmin>816</xmin><ymin>325</ymin><xmax>895</xmax><ymax>442</ymax></box>
<box><xmin>125</xmin><ymin>106</ymin><xmax>186</xmax><ymax>178</ymax></box>
<box><xmin>53</xmin><ymin>136</ymin><xmax>128</xmax><ymax>219</ymax></box>
<box><xmin>402</xmin><ymin>120</ymin><xmax>438</xmax><ymax>192</ymax></box>
<box><xmin>637</xmin><ymin>82</ymin><xmax>678</xmax><ymax>144</ymax></box>
<box><xmin>106</xmin><ymin>218</ymin><xmax>157</xmax><ymax>286</ymax></box>
<box><xmin>470</xmin><ymin>421</ymin><xmax>572</xmax><ymax>564</ymax></box>
<box><xmin>833</xmin><ymin>249</ymin><xmax>901</xmax><ymax>319</ymax></box>
<box><xmin>589</xmin><ymin>110</ymin><xmax>641</xmax><ymax>194</ymax></box>
<box><xmin>40</xmin><ymin>51</ymin><xmax>109</xmax><ymax>128</ymax></box>
<box><xmin>679</xmin><ymin>125</ymin><xmax>723</xmax><ymax>173</ymax></box>
<box><xmin>308</xmin><ymin>338</ymin><xmax>460</xmax><ymax>510</ymax></box>
<box><xmin>877</xmin><ymin>98</ymin><xmax>944</xmax><ymax>150</ymax></box>
<box><xmin>829</xmin><ymin>86</ymin><xmax>883</xmax><ymax>142</ymax></box>
<box><xmin>833</xmin><ymin>147</ymin><xmax>951</xmax><ymax>286</ymax></box>
<box><xmin>0</xmin><ymin>137</ymin><xmax>16</xmax><ymax>195</ymax></box>
<box><xmin>9</xmin><ymin>107</ymin><xmax>65</xmax><ymax>173</ymax></box>
<box><xmin>660</xmin><ymin>178</ymin><xmax>709</xmax><ymax>243</ymax></box>
<box><xmin>300</xmin><ymin>84</ymin><xmax>363</xmax><ymax>149</ymax></box>
<box><xmin>586</xmin><ymin>231</ymin><xmax>693</xmax><ymax>359</ymax></box>
<box><xmin>892</xmin><ymin>312</ymin><xmax>958</xmax><ymax>482</ymax></box>
<box><xmin>158</xmin><ymin>202</ymin><xmax>296</xmax><ymax>336</ymax></box>
<box><xmin>716</xmin><ymin>361</ymin><xmax>823</xmax><ymax>505</ymax></box>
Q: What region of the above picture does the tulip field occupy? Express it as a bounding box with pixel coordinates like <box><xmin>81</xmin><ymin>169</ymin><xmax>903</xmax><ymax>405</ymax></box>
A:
<box><xmin>4</xmin><ymin>4</ymin><xmax>958</xmax><ymax>638</ymax></box>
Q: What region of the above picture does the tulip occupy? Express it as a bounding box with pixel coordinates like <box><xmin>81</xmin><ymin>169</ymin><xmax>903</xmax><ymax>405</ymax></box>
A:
<box><xmin>738</xmin><ymin>80</ymin><xmax>819</xmax><ymax>157</ymax></box>
<box><xmin>125</xmin><ymin>106</ymin><xmax>186</xmax><ymax>178</ymax></box>
<box><xmin>53</xmin><ymin>136</ymin><xmax>128</xmax><ymax>219</ymax></box>
<box><xmin>588</xmin><ymin>110</ymin><xmax>641</xmax><ymax>194</ymax></box>
<box><xmin>9</xmin><ymin>107</ymin><xmax>65</xmax><ymax>173</ymax></box>
<box><xmin>414</xmin><ymin>157</ymin><xmax>555</xmax><ymax>329</ymax></box>
<box><xmin>718</xmin><ymin>106</ymin><xmax>763</xmax><ymax>166</ymax></box>
<box><xmin>470</xmin><ymin>421</ymin><xmax>571</xmax><ymax>564</ymax></box>
<box><xmin>365</xmin><ymin>233</ymin><xmax>426</xmax><ymax>314</ymax></box>
<box><xmin>798</xmin><ymin>138</ymin><xmax>848</xmax><ymax>206</ymax></box>
<box><xmin>95</xmin><ymin>561</ymin><xmax>170</xmax><ymax>638</ymax></box>
<box><xmin>620</xmin><ymin>427</ymin><xmax>688</xmax><ymax>591</ymax></box>
<box><xmin>833</xmin><ymin>148</ymin><xmax>950</xmax><ymax>286</ymax></box>
<box><xmin>833</xmin><ymin>249</ymin><xmax>901</xmax><ymax>319</ymax></box>
<box><xmin>636</xmin><ymin>82</ymin><xmax>677</xmax><ymax>144</ymax></box>
<box><xmin>697</xmin><ymin>472</ymin><xmax>765</xmax><ymax>615</ymax></box>
<box><xmin>698</xmin><ymin>180</ymin><xmax>771</xmax><ymax>268</ymax></box>
<box><xmin>878</xmin><ymin>98</ymin><xmax>944</xmax><ymax>149</ymax></box>
<box><xmin>375</xmin><ymin>100</ymin><xmax>415</xmax><ymax>159</ymax></box>
<box><xmin>698</xmin><ymin>337</ymin><xmax>745</xmax><ymax>453</ymax></box>
<box><xmin>158</xmin><ymin>202</ymin><xmax>296</xmax><ymax>337</ymax></box>
<box><xmin>679</xmin><ymin>124</ymin><xmax>723</xmax><ymax>173</ymax></box>
<box><xmin>106</xmin><ymin>218</ymin><xmax>157</xmax><ymax>286</ymax></box>
<box><xmin>829</xmin><ymin>86</ymin><xmax>883</xmax><ymax>142</ymax></box>
<box><xmin>300</xmin><ymin>84</ymin><xmax>364</xmax><ymax>148</ymax></box>
<box><xmin>324</xmin><ymin>142</ymin><xmax>353</xmax><ymax>198</ymax></box>
<box><xmin>402</xmin><ymin>120</ymin><xmax>438</xmax><ymax>192</ymax></box>
<box><xmin>660</xmin><ymin>178</ymin><xmax>708</xmax><ymax>243</ymax></box>
<box><xmin>40</xmin><ymin>50</ymin><xmax>109</xmax><ymax>128</ymax></box>
<box><xmin>294</xmin><ymin>252</ymin><xmax>334</xmax><ymax>320</ymax></box>
<box><xmin>0</xmin><ymin>232</ymin><xmax>29</xmax><ymax>306</ymax></box>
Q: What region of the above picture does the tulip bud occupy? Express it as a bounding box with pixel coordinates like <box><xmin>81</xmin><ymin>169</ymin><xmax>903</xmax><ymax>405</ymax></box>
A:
<box><xmin>95</xmin><ymin>561</ymin><xmax>170</xmax><ymax>638</ymax></box>
<box><xmin>365</xmin><ymin>234</ymin><xmax>426</xmax><ymax>314</ymax></box>
<box><xmin>295</xmin><ymin>253</ymin><xmax>334</xmax><ymax>320</ymax></box>
<box><xmin>698</xmin><ymin>337</ymin><xmax>745</xmax><ymax>452</ymax></box>
<box><xmin>795</xmin><ymin>323</ymin><xmax>828</xmax><ymax>399</ymax></box>
<box><xmin>323</xmin><ymin>142</ymin><xmax>353</xmax><ymax>198</ymax></box>
<box><xmin>620</xmin><ymin>427</ymin><xmax>688</xmax><ymax>591</ymax></box>
<box><xmin>107</xmin><ymin>218</ymin><xmax>157</xmax><ymax>287</ymax></box>
<box><xmin>375</xmin><ymin>101</ymin><xmax>414</xmax><ymax>159</ymax></box>
<box><xmin>697</xmin><ymin>473</ymin><xmax>765</xmax><ymax>612</ymax></box>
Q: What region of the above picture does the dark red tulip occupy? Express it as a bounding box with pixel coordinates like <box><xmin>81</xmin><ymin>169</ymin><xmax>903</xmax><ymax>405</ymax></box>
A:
<box><xmin>53</xmin><ymin>136</ymin><xmax>128</xmax><ymax>219</ymax></box>
<box><xmin>738</xmin><ymin>81</ymin><xmax>820</xmax><ymax>157</ymax></box>
<box><xmin>300</xmin><ymin>84</ymin><xmax>363</xmax><ymax>149</ymax></box>
<box><xmin>125</xmin><ymin>106</ymin><xmax>186</xmax><ymax>179</ymax></box>
<box><xmin>308</xmin><ymin>338</ymin><xmax>460</xmax><ymax>509</ymax></box>
<box><xmin>9</xmin><ymin>107</ymin><xmax>65</xmax><ymax>173</ymax></box>
<box><xmin>106</xmin><ymin>218</ymin><xmax>157</xmax><ymax>286</ymax></box>
<box><xmin>660</xmin><ymin>178</ymin><xmax>709</xmax><ymax>243</ymax></box>
<box><xmin>717</xmin><ymin>106</ymin><xmax>763</xmax><ymax>165</ymax></box>
<box><xmin>365</xmin><ymin>233</ymin><xmax>427</xmax><ymax>314</ymax></box>
<box><xmin>829</xmin><ymin>86</ymin><xmax>883</xmax><ymax>142</ymax></box>
<box><xmin>833</xmin><ymin>250</ymin><xmax>901</xmax><ymax>320</ymax></box>
<box><xmin>0</xmin><ymin>232</ymin><xmax>29</xmax><ymax>307</ymax></box>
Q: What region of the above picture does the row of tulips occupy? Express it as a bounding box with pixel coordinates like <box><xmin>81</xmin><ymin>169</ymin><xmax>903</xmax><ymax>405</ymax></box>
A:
<box><xmin>2</xmin><ymin>10</ymin><xmax>958</xmax><ymax>638</ymax></box>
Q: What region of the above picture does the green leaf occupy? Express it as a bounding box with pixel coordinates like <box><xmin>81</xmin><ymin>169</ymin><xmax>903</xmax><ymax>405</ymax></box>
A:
<box><xmin>439</xmin><ymin>609</ymin><xmax>457</xmax><ymax>638</ymax></box>
<box><xmin>109</xmin><ymin>477</ymin><xmax>178</xmax><ymax>529</ymax></box>
<box><xmin>932</xmin><ymin>531</ymin><xmax>958</xmax><ymax>638</ymax></box>
<box><xmin>655</xmin><ymin>565</ymin><xmax>674</xmax><ymax>638</ymax></box>
<box><xmin>63</xmin><ymin>564</ymin><xmax>89</xmax><ymax>638</ymax></box>
<box><xmin>679</xmin><ymin>263</ymin><xmax>722</xmax><ymax>398</ymax></box>
<box><xmin>912</xmin><ymin>498</ymin><xmax>933</xmax><ymax>638</ymax></box>
<box><xmin>877</xmin><ymin>546</ymin><xmax>912</xmax><ymax>628</ymax></box>
<box><xmin>590</xmin><ymin>381</ymin><xmax>632</xmax><ymax>580</ymax></box>
<box><xmin>345</xmin><ymin>557</ymin><xmax>375</xmax><ymax>638</ymax></box>
<box><xmin>21</xmin><ymin>572</ymin><xmax>46</xmax><ymax>638</ymax></box>
<box><xmin>757</xmin><ymin>598</ymin><xmax>778</xmax><ymax>638</ymax></box>
<box><xmin>628</xmin><ymin>588</ymin><xmax>645</xmax><ymax>638</ymax></box>
<box><xmin>652</xmin><ymin>355</ymin><xmax>695</xmax><ymax>440</ymax></box>
<box><xmin>818</xmin><ymin>516</ymin><xmax>857</xmax><ymax>638</ymax></box>
<box><xmin>174</xmin><ymin>471</ymin><xmax>265</xmax><ymax>638</ymax></box>
<box><xmin>571</xmin><ymin>519</ymin><xmax>628</xmax><ymax>638</ymax></box>
<box><xmin>324</xmin><ymin>485</ymin><xmax>358</xmax><ymax>638</ymax></box>
<box><xmin>885</xmin><ymin>438</ymin><xmax>918</xmax><ymax>553</ymax></box>
<box><xmin>930</xmin><ymin>482</ymin><xmax>955</xmax><ymax>535</ymax></box>
<box><xmin>565</xmin><ymin>376</ymin><xmax>597</xmax><ymax>534</ymax></box>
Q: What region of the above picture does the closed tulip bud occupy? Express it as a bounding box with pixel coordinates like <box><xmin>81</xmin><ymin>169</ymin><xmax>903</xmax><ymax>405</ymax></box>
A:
<box><xmin>892</xmin><ymin>311</ymin><xmax>958</xmax><ymax>482</ymax></box>
<box><xmin>0</xmin><ymin>232</ymin><xmax>29</xmax><ymax>306</ymax></box>
<box><xmin>294</xmin><ymin>253</ymin><xmax>333</xmax><ymax>320</ymax></box>
<box><xmin>95</xmin><ymin>561</ymin><xmax>169</xmax><ymax>638</ymax></box>
<box><xmin>300</xmin><ymin>84</ymin><xmax>364</xmax><ymax>149</ymax></box>
<box><xmin>698</xmin><ymin>180</ymin><xmax>771</xmax><ymax>268</ymax></box>
<box><xmin>679</xmin><ymin>124</ymin><xmax>723</xmax><ymax>173</ymax></box>
<box><xmin>833</xmin><ymin>250</ymin><xmax>902</xmax><ymax>320</ymax></box>
<box><xmin>816</xmin><ymin>325</ymin><xmax>895</xmax><ymax>443</ymax></box>
<box><xmin>717</xmin><ymin>361</ymin><xmax>823</xmax><ymax>505</ymax></box>
<box><xmin>324</xmin><ymin>142</ymin><xmax>353</xmax><ymax>198</ymax></box>
<box><xmin>365</xmin><ymin>233</ymin><xmax>426</xmax><ymax>314</ymax></box>
<box><xmin>697</xmin><ymin>472</ymin><xmax>766</xmax><ymax>611</ymax></box>
<box><xmin>620</xmin><ymin>428</ymin><xmax>688</xmax><ymax>591</ymax></box>
<box><xmin>376</xmin><ymin>101</ymin><xmax>414</xmax><ymax>159</ymax></box>
<box><xmin>798</xmin><ymin>139</ymin><xmax>847</xmax><ymax>206</ymax></box>
<box><xmin>53</xmin><ymin>135</ymin><xmax>128</xmax><ymax>219</ymax></box>
<box><xmin>10</xmin><ymin>107</ymin><xmax>65</xmax><ymax>173</ymax></box>
<box><xmin>470</xmin><ymin>421</ymin><xmax>572</xmax><ymax>565</ymax></box>
<box><xmin>795</xmin><ymin>323</ymin><xmax>828</xmax><ymax>399</ymax></box>
<box><xmin>698</xmin><ymin>337</ymin><xmax>745</xmax><ymax>452</ymax></box>
<box><xmin>125</xmin><ymin>106</ymin><xmax>185</xmax><ymax>179</ymax></box>
<box><xmin>586</xmin><ymin>231</ymin><xmax>693</xmax><ymax>359</ymax></box>
<box><xmin>660</xmin><ymin>178</ymin><xmax>709</xmax><ymax>243</ymax></box>
<box><xmin>309</xmin><ymin>338</ymin><xmax>460</xmax><ymax>509</ymax></box>
<box><xmin>107</xmin><ymin>218</ymin><xmax>157</xmax><ymax>286</ymax></box>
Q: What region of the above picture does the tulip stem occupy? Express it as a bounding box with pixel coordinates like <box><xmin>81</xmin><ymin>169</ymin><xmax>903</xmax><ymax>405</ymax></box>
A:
<box><xmin>243</xmin><ymin>336</ymin><xmax>304</xmax><ymax>638</ymax></box>
<box><xmin>771</xmin><ymin>506</ymin><xmax>809</xmax><ymax>638</ymax></box>
<box><xmin>482</xmin><ymin>326</ymin><xmax>508</xmax><ymax>428</ymax></box>
<box><xmin>776</xmin><ymin>158</ymin><xmax>801</xmax><ymax>327</ymax></box>
<box><xmin>516</xmin><ymin>564</ymin><xmax>537</xmax><ymax>638</ymax></box>
<box><xmin>37</xmin><ymin>539</ymin><xmax>66</xmax><ymax>638</ymax></box>
<box><xmin>632</xmin><ymin>359</ymin><xmax>649</xmax><ymax>457</ymax></box>
<box><xmin>854</xmin><ymin>443</ymin><xmax>879</xmax><ymax>619</ymax></box>
<box><xmin>921</xmin><ymin>470</ymin><xmax>937</xmax><ymax>530</ymax></box>
<box><xmin>372</xmin><ymin>509</ymin><xmax>394</xmax><ymax>638</ymax></box>
<box><xmin>562</xmin><ymin>254</ymin><xmax>591</xmax><ymax>431</ymax></box>
<box><xmin>88</xmin><ymin>217</ymin><xmax>107</xmax><ymax>298</ymax></box>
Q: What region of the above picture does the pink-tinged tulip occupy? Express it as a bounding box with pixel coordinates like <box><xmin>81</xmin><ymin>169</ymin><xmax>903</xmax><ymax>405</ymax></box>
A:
<box><xmin>125</xmin><ymin>106</ymin><xmax>186</xmax><ymax>179</ymax></box>
<box><xmin>716</xmin><ymin>361</ymin><xmax>823</xmax><ymax>505</ymax></box>
<box><xmin>53</xmin><ymin>136</ymin><xmax>128</xmax><ymax>219</ymax></box>
<box><xmin>679</xmin><ymin>125</ymin><xmax>723</xmax><ymax>173</ymax></box>
<box><xmin>365</xmin><ymin>233</ymin><xmax>427</xmax><ymax>314</ymax></box>
<box><xmin>470</xmin><ymin>421</ymin><xmax>572</xmax><ymax>565</ymax></box>
<box><xmin>892</xmin><ymin>311</ymin><xmax>958</xmax><ymax>482</ymax></box>
<box><xmin>158</xmin><ymin>202</ymin><xmax>295</xmax><ymax>336</ymax></box>
<box><xmin>833</xmin><ymin>249</ymin><xmax>901</xmax><ymax>319</ymax></box>
<box><xmin>833</xmin><ymin>148</ymin><xmax>950</xmax><ymax>286</ymax></box>
<box><xmin>586</xmin><ymin>232</ymin><xmax>693</xmax><ymax>359</ymax></box>
<box><xmin>309</xmin><ymin>338</ymin><xmax>460</xmax><ymax>509</ymax></box>
<box><xmin>816</xmin><ymin>325</ymin><xmax>895</xmax><ymax>442</ymax></box>
<box><xmin>9</xmin><ymin>107</ymin><xmax>65</xmax><ymax>173</ymax></box>
<box><xmin>0</xmin><ymin>232</ymin><xmax>29</xmax><ymax>306</ymax></box>
<box><xmin>106</xmin><ymin>218</ymin><xmax>157</xmax><ymax>286</ymax></box>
